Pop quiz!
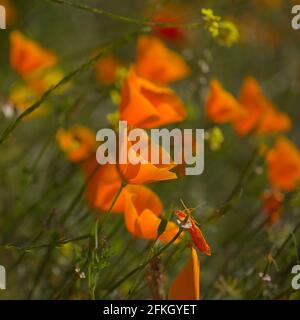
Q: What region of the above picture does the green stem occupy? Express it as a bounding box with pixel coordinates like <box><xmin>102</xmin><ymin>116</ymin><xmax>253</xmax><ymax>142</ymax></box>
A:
<box><xmin>45</xmin><ymin>0</ymin><xmax>203</xmax><ymax>29</ymax></box>
<box><xmin>103</xmin><ymin>228</ymin><xmax>183</xmax><ymax>298</ymax></box>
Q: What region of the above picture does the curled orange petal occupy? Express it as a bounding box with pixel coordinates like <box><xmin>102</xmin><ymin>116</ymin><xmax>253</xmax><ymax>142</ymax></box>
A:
<box><xmin>119</xmin><ymin>129</ymin><xmax>177</xmax><ymax>184</ymax></box>
<box><xmin>168</xmin><ymin>247</ymin><xmax>200</xmax><ymax>300</ymax></box>
<box><xmin>124</xmin><ymin>185</ymin><xmax>180</xmax><ymax>242</ymax></box>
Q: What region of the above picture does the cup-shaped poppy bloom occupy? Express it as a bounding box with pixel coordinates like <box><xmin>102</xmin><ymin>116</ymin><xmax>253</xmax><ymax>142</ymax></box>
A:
<box><xmin>56</xmin><ymin>125</ymin><xmax>97</xmax><ymax>162</ymax></box>
<box><xmin>82</xmin><ymin>158</ymin><xmax>126</xmax><ymax>213</ymax></box>
<box><xmin>168</xmin><ymin>247</ymin><xmax>200</xmax><ymax>300</ymax></box>
<box><xmin>124</xmin><ymin>185</ymin><xmax>180</xmax><ymax>243</ymax></box>
<box><xmin>118</xmin><ymin>128</ymin><xmax>177</xmax><ymax>184</ymax></box>
<box><xmin>120</xmin><ymin>67</ymin><xmax>187</xmax><ymax>128</ymax></box>
<box><xmin>135</xmin><ymin>36</ymin><xmax>190</xmax><ymax>85</ymax></box>
<box><xmin>265</xmin><ymin>137</ymin><xmax>300</xmax><ymax>191</ymax></box>
<box><xmin>95</xmin><ymin>54</ymin><xmax>123</xmax><ymax>86</ymax></box>
<box><xmin>10</xmin><ymin>31</ymin><xmax>57</xmax><ymax>77</ymax></box>
<box><xmin>205</xmin><ymin>80</ymin><xmax>245</xmax><ymax>123</ymax></box>
<box><xmin>233</xmin><ymin>77</ymin><xmax>291</xmax><ymax>135</ymax></box>
<box><xmin>261</xmin><ymin>189</ymin><xmax>284</xmax><ymax>226</ymax></box>
<box><xmin>176</xmin><ymin>210</ymin><xmax>211</xmax><ymax>256</ymax></box>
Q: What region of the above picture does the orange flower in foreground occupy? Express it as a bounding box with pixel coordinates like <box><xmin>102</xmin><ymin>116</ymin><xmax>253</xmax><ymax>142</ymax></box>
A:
<box><xmin>168</xmin><ymin>247</ymin><xmax>200</xmax><ymax>300</ymax></box>
<box><xmin>95</xmin><ymin>54</ymin><xmax>122</xmax><ymax>86</ymax></box>
<box><xmin>176</xmin><ymin>210</ymin><xmax>211</xmax><ymax>256</ymax></box>
<box><xmin>124</xmin><ymin>185</ymin><xmax>180</xmax><ymax>242</ymax></box>
<box><xmin>265</xmin><ymin>137</ymin><xmax>300</xmax><ymax>191</ymax></box>
<box><xmin>118</xmin><ymin>129</ymin><xmax>177</xmax><ymax>184</ymax></box>
<box><xmin>10</xmin><ymin>31</ymin><xmax>57</xmax><ymax>77</ymax></box>
<box><xmin>82</xmin><ymin>158</ymin><xmax>125</xmax><ymax>213</ymax></box>
<box><xmin>120</xmin><ymin>68</ymin><xmax>187</xmax><ymax>128</ymax></box>
<box><xmin>261</xmin><ymin>189</ymin><xmax>284</xmax><ymax>226</ymax></box>
<box><xmin>56</xmin><ymin>126</ymin><xmax>97</xmax><ymax>162</ymax></box>
<box><xmin>135</xmin><ymin>36</ymin><xmax>190</xmax><ymax>85</ymax></box>
<box><xmin>205</xmin><ymin>80</ymin><xmax>245</xmax><ymax>124</ymax></box>
<box><xmin>233</xmin><ymin>77</ymin><xmax>291</xmax><ymax>135</ymax></box>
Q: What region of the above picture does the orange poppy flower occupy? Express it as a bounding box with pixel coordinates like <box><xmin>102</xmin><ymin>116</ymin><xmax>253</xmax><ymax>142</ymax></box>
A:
<box><xmin>233</xmin><ymin>77</ymin><xmax>291</xmax><ymax>135</ymax></box>
<box><xmin>265</xmin><ymin>137</ymin><xmax>300</xmax><ymax>191</ymax></box>
<box><xmin>176</xmin><ymin>210</ymin><xmax>211</xmax><ymax>256</ymax></box>
<box><xmin>82</xmin><ymin>158</ymin><xmax>126</xmax><ymax>213</ymax></box>
<box><xmin>95</xmin><ymin>54</ymin><xmax>122</xmax><ymax>86</ymax></box>
<box><xmin>135</xmin><ymin>36</ymin><xmax>190</xmax><ymax>85</ymax></box>
<box><xmin>168</xmin><ymin>247</ymin><xmax>200</xmax><ymax>300</ymax></box>
<box><xmin>261</xmin><ymin>189</ymin><xmax>284</xmax><ymax>226</ymax></box>
<box><xmin>124</xmin><ymin>185</ymin><xmax>180</xmax><ymax>242</ymax></box>
<box><xmin>10</xmin><ymin>31</ymin><xmax>57</xmax><ymax>77</ymax></box>
<box><xmin>56</xmin><ymin>126</ymin><xmax>97</xmax><ymax>162</ymax></box>
<box><xmin>205</xmin><ymin>80</ymin><xmax>245</xmax><ymax>124</ymax></box>
<box><xmin>118</xmin><ymin>128</ymin><xmax>177</xmax><ymax>184</ymax></box>
<box><xmin>120</xmin><ymin>67</ymin><xmax>187</xmax><ymax>128</ymax></box>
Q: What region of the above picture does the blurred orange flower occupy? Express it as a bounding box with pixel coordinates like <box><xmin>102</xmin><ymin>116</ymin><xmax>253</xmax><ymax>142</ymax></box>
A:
<box><xmin>95</xmin><ymin>54</ymin><xmax>122</xmax><ymax>86</ymax></box>
<box><xmin>135</xmin><ymin>36</ymin><xmax>190</xmax><ymax>85</ymax></box>
<box><xmin>265</xmin><ymin>137</ymin><xmax>300</xmax><ymax>191</ymax></box>
<box><xmin>120</xmin><ymin>67</ymin><xmax>187</xmax><ymax>128</ymax></box>
<box><xmin>10</xmin><ymin>31</ymin><xmax>57</xmax><ymax>77</ymax></box>
<box><xmin>261</xmin><ymin>189</ymin><xmax>284</xmax><ymax>226</ymax></box>
<box><xmin>168</xmin><ymin>247</ymin><xmax>200</xmax><ymax>300</ymax></box>
<box><xmin>124</xmin><ymin>185</ymin><xmax>180</xmax><ymax>242</ymax></box>
<box><xmin>233</xmin><ymin>77</ymin><xmax>291</xmax><ymax>135</ymax></box>
<box><xmin>176</xmin><ymin>210</ymin><xmax>211</xmax><ymax>256</ymax></box>
<box><xmin>56</xmin><ymin>126</ymin><xmax>97</xmax><ymax>162</ymax></box>
<box><xmin>205</xmin><ymin>80</ymin><xmax>245</xmax><ymax>123</ymax></box>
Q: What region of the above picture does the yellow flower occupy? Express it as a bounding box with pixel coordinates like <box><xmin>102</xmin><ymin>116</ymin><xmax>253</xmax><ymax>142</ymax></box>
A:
<box><xmin>201</xmin><ymin>8</ymin><xmax>221</xmax><ymax>38</ymax></box>
<box><xmin>201</xmin><ymin>9</ymin><xmax>239</xmax><ymax>47</ymax></box>
<box><xmin>205</xmin><ymin>127</ymin><xmax>224</xmax><ymax>151</ymax></box>
<box><xmin>218</xmin><ymin>21</ymin><xmax>239</xmax><ymax>47</ymax></box>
